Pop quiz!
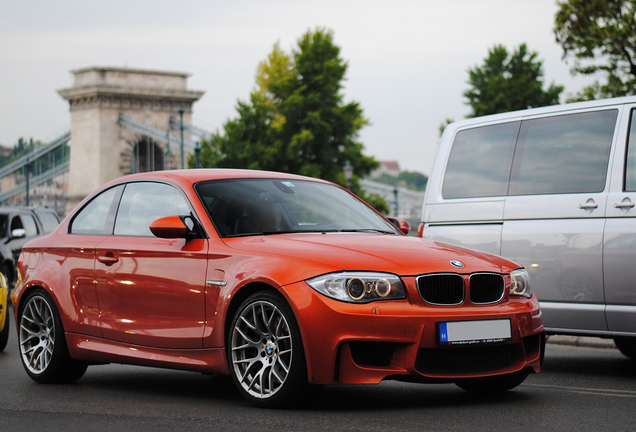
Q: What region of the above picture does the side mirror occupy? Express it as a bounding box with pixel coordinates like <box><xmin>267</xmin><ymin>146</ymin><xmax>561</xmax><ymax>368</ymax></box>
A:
<box><xmin>11</xmin><ymin>228</ymin><xmax>27</xmax><ymax>240</ymax></box>
<box><xmin>387</xmin><ymin>217</ymin><xmax>410</xmax><ymax>235</ymax></box>
<box><xmin>149</xmin><ymin>216</ymin><xmax>189</xmax><ymax>239</ymax></box>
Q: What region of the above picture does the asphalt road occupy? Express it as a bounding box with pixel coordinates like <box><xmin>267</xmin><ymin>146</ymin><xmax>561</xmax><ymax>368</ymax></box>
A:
<box><xmin>1</xmin><ymin>306</ymin><xmax>635</xmax><ymax>432</ymax></box>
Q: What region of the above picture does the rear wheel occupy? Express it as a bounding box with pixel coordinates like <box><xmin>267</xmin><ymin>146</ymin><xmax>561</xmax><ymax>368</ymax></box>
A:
<box><xmin>614</xmin><ymin>337</ymin><xmax>636</xmax><ymax>360</ymax></box>
<box><xmin>456</xmin><ymin>369</ymin><xmax>529</xmax><ymax>394</ymax></box>
<box><xmin>228</xmin><ymin>291</ymin><xmax>310</xmax><ymax>408</ymax></box>
<box><xmin>18</xmin><ymin>289</ymin><xmax>87</xmax><ymax>383</ymax></box>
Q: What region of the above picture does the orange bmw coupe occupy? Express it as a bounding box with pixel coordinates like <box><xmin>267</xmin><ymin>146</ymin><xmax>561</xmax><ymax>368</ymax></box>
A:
<box><xmin>13</xmin><ymin>169</ymin><xmax>544</xmax><ymax>407</ymax></box>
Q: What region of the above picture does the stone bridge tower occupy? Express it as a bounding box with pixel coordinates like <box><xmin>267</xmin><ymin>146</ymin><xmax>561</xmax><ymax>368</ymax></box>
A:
<box><xmin>58</xmin><ymin>67</ymin><xmax>204</xmax><ymax>212</ymax></box>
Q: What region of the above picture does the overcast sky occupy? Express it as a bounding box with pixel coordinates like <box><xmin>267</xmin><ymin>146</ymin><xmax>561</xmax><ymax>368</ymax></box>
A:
<box><xmin>0</xmin><ymin>0</ymin><xmax>597</xmax><ymax>175</ymax></box>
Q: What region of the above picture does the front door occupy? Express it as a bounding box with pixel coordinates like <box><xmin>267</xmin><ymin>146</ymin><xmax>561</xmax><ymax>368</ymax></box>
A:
<box><xmin>94</xmin><ymin>181</ymin><xmax>207</xmax><ymax>349</ymax></box>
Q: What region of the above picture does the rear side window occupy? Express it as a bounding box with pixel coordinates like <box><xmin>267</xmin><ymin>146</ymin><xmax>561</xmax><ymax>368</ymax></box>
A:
<box><xmin>442</xmin><ymin>122</ymin><xmax>519</xmax><ymax>199</ymax></box>
<box><xmin>509</xmin><ymin>110</ymin><xmax>617</xmax><ymax>195</ymax></box>
<box><xmin>71</xmin><ymin>185</ymin><xmax>123</xmax><ymax>235</ymax></box>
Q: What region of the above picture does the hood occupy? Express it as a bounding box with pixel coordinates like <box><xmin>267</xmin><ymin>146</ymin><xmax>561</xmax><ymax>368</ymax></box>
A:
<box><xmin>223</xmin><ymin>233</ymin><xmax>519</xmax><ymax>276</ymax></box>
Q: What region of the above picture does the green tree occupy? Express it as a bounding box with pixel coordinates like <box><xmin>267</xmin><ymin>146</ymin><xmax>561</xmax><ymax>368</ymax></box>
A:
<box><xmin>464</xmin><ymin>44</ymin><xmax>563</xmax><ymax>117</ymax></box>
<box><xmin>555</xmin><ymin>0</ymin><xmax>636</xmax><ymax>100</ymax></box>
<box><xmin>197</xmin><ymin>29</ymin><xmax>381</xmax><ymax>207</ymax></box>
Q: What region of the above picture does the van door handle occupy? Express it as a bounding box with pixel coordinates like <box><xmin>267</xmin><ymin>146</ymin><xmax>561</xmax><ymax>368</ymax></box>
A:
<box><xmin>578</xmin><ymin>201</ymin><xmax>598</xmax><ymax>210</ymax></box>
<box><xmin>614</xmin><ymin>198</ymin><xmax>635</xmax><ymax>210</ymax></box>
<box><xmin>614</xmin><ymin>201</ymin><xmax>635</xmax><ymax>209</ymax></box>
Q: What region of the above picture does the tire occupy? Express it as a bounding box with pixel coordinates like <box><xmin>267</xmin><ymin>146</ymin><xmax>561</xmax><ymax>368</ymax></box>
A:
<box><xmin>18</xmin><ymin>289</ymin><xmax>88</xmax><ymax>383</ymax></box>
<box><xmin>614</xmin><ymin>337</ymin><xmax>636</xmax><ymax>360</ymax></box>
<box><xmin>0</xmin><ymin>303</ymin><xmax>9</xmax><ymax>352</ymax></box>
<box><xmin>228</xmin><ymin>291</ymin><xmax>310</xmax><ymax>408</ymax></box>
<box><xmin>456</xmin><ymin>369</ymin><xmax>529</xmax><ymax>394</ymax></box>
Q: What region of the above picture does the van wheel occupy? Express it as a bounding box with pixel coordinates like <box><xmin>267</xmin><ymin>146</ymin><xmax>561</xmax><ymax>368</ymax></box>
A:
<box><xmin>614</xmin><ymin>337</ymin><xmax>636</xmax><ymax>360</ymax></box>
<box><xmin>18</xmin><ymin>289</ymin><xmax>88</xmax><ymax>383</ymax></box>
<box><xmin>228</xmin><ymin>291</ymin><xmax>310</xmax><ymax>408</ymax></box>
<box><xmin>456</xmin><ymin>369</ymin><xmax>529</xmax><ymax>393</ymax></box>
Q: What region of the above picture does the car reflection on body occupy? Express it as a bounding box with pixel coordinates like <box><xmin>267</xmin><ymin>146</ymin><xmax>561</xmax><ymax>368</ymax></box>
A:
<box><xmin>12</xmin><ymin>169</ymin><xmax>545</xmax><ymax>408</ymax></box>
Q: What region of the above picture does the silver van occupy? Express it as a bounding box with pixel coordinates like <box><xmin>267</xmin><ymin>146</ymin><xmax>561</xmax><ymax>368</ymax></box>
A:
<box><xmin>419</xmin><ymin>96</ymin><xmax>636</xmax><ymax>358</ymax></box>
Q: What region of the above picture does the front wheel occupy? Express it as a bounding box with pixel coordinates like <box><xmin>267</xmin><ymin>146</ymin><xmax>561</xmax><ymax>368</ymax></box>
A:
<box><xmin>614</xmin><ymin>337</ymin><xmax>636</xmax><ymax>360</ymax></box>
<box><xmin>228</xmin><ymin>291</ymin><xmax>310</xmax><ymax>408</ymax></box>
<box><xmin>18</xmin><ymin>289</ymin><xmax>88</xmax><ymax>383</ymax></box>
<box><xmin>456</xmin><ymin>369</ymin><xmax>529</xmax><ymax>394</ymax></box>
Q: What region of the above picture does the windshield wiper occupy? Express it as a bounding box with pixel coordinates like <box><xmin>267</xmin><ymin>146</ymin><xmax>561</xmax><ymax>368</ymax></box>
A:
<box><xmin>338</xmin><ymin>228</ymin><xmax>396</xmax><ymax>234</ymax></box>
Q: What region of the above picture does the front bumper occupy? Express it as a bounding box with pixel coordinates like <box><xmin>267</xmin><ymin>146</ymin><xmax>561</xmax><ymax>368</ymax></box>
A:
<box><xmin>281</xmin><ymin>278</ymin><xmax>545</xmax><ymax>385</ymax></box>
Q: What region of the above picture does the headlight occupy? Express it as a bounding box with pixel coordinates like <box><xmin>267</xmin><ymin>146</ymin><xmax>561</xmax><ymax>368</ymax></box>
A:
<box><xmin>307</xmin><ymin>272</ymin><xmax>406</xmax><ymax>303</ymax></box>
<box><xmin>510</xmin><ymin>268</ymin><xmax>532</xmax><ymax>298</ymax></box>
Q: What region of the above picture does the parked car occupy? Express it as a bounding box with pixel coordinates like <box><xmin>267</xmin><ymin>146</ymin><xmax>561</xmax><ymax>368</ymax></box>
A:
<box><xmin>419</xmin><ymin>95</ymin><xmax>636</xmax><ymax>360</ymax></box>
<box><xmin>0</xmin><ymin>206</ymin><xmax>60</xmax><ymax>287</ymax></box>
<box><xmin>0</xmin><ymin>272</ymin><xmax>8</xmax><ymax>351</ymax></box>
<box><xmin>13</xmin><ymin>169</ymin><xmax>544</xmax><ymax>408</ymax></box>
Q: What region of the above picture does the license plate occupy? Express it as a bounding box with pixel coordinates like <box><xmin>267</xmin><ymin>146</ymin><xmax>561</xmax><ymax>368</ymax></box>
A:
<box><xmin>438</xmin><ymin>319</ymin><xmax>512</xmax><ymax>345</ymax></box>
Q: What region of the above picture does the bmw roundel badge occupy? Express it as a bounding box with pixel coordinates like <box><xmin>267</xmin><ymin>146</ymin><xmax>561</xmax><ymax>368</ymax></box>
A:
<box><xmin>450</xmin><ymin>260</ymin><xmax>465</xmax><ymax>268</ymax></box>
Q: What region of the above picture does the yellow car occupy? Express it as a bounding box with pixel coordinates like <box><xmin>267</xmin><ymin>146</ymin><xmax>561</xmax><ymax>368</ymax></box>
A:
<box><xmin>0</xmin><ymin>272</ymin><xmax>9</xmax><ymax>351</ymax></box>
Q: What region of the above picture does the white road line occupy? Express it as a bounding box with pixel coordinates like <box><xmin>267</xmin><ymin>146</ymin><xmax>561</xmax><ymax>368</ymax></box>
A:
<box><xmin>523</xmin><ymin>383</ymin><xmax>636</xmax><ymax>398</ymax></box>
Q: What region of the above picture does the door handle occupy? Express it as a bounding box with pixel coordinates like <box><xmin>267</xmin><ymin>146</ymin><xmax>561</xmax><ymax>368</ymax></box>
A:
<box><xmin>97</xmin><ymin>254</ymin><xmax>119</xmax><ymax>265</ymax></box>
<box><xmin>614</xmin><ymin>201</ymin><xmax>635</xmax><ymax>209</ymax></box>
<box><xmin>578</xmin><ymin>203</ymin><xmax>598</xmax><ymax>210</ymax></box>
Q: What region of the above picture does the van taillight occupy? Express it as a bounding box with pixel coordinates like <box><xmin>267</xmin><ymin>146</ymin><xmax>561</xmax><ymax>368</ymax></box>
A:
<box><xmin>417</xmin><ymin>223</ymin><xmax>424</xmax><ymax>238</ymax></box>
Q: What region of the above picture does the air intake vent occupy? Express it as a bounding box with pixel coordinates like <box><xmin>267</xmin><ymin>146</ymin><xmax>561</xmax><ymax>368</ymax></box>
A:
<box><xmin>469</xmin><ymin>273</ymin><xmax>505</xmax><ymax>304</ymax></box>
<box><xmin>417</xmin><ymin>274</ymin><xmax>464</xmax><ymax>305</ymax></box>
<box><xmin>414</xmin><ymin>344</ymin><xmax>515</xmax><ymax>375</ymax></box>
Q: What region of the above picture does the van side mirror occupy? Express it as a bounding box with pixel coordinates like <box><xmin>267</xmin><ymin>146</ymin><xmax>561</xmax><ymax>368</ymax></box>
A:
<box><xmin>387</xmin><ymin>217</ymin><xmax>410</xmax><ymax>235</ymax></box>
<box><xmin>149</xmin><ymin>216</ymin><xmax>189</xmax><ymax>239</ymax></box>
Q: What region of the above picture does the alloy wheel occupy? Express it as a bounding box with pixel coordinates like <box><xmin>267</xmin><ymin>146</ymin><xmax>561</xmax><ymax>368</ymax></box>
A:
<box><xmin>230</xmin><ymin>300</ymin><xmax>293</xmax><ymax>399</ymax></box>
<box><xmin>19</xmin><ymin>295</ymin><xmax>56</xmax><ymax>374</ymax></box>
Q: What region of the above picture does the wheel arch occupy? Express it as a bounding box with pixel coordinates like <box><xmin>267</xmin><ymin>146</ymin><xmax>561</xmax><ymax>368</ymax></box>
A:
<box><xmin>223</xmin><ymin>281</ymin><xmax>313</xmax><ymax>381</ymax></box>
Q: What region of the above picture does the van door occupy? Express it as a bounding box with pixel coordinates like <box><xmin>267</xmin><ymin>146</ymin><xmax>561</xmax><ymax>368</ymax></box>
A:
<box><xmin>501</xmin><ymin>109</ymin><xmax>619</xmax><ymax>333</ymax></box>
<box><xmin>604</xmin><ymin>106</ymin><xmax>636</xmax><ymax>334</ymax></box>
<box><xmin>423</xmin><ymin>121</ymin><xmax>519</xmax><ymax>255</ymax></box>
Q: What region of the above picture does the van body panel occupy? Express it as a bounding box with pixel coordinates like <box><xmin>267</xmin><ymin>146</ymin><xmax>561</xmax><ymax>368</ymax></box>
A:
<box><xmin>424</xmin><ymin>199</ymin><xmax>505</xmax><ymax>223</ymax></box>
<box><xmin>502</xmin><ymin>218</ymin><xmax>606</xmax><ymax>310</ymax></box>
<box><xmin>422</xmin><ymin>223</ymin><xmax>502</xmax><ymax>256</ymax></box>
<box><xmin>606</xmin><ymin>306</ymin><xmax>636</xmax><ymax>333</ymax></box>
<box><xmin>539</xmin><ymin>302</ymin><xmax>608</xmax><ymax>333</ymax></box>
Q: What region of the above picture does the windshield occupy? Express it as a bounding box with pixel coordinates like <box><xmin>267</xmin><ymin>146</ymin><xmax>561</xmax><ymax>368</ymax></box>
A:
<box><xmin>195</xmin><ymin>178</ymin><xmax>399</xmax><ymax>238</ymax></box>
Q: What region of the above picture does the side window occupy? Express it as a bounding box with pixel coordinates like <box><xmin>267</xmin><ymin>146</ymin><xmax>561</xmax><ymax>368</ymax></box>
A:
<box><xmin>20</xmin><ymin>215</ymin><xmax>39</xmax><ymax>237</ymax></box>
<box><xmin>624</xmin><ymin>110</ymin><xmax>636</xmax><ymax>191</ymax></box>
<box><xmin>114</xmin><ymin>182</ymin><xmax>191</xmax><ymax>237</ymax></box>
<box><xmin>442</xmin><ymin>122</ymin><xmax>519</xmax><ymax>199</ymax></box>
<box><xmin>509</xmin><ymin>110</ymin><xmax>618</xmax><ymax>195</ymax></box>
<box><xmin>70</xmin><ymin>185</ymin><xmax>123</xmax><ymax>235</ymax></box>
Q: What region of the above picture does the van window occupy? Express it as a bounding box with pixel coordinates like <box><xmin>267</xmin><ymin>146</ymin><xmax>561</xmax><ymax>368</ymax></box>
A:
<box><xmin>442</xmin><ymin>122</ymin><xmax>520</xmax><ymax>199</ymax></box>
<box><xmin>509</xmin><ymin>110</ymin><xmax>617</xmax><ymax>195</ymax></box>
<box><xmin>624</xmin><ymin>110</ymin><xmax>636</xmax><ymax>191</ymax></box>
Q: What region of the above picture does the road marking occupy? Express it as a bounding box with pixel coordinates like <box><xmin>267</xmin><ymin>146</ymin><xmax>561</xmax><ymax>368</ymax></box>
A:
<box><xmin>523</xmin><ymin>383</ymin><xmax>636</xmax><ymax>398</ymax></box>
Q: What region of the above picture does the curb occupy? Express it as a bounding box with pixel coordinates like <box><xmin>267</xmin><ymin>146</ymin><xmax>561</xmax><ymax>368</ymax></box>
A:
<box><xmin>547</xmin><ymin>335</ymin><xmax>617</xmax><ymax>349</ymax></box>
